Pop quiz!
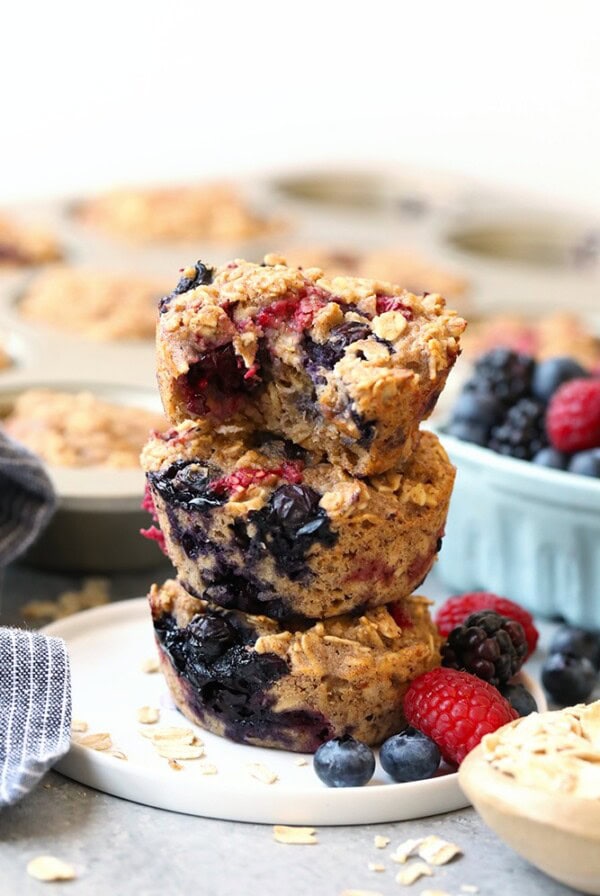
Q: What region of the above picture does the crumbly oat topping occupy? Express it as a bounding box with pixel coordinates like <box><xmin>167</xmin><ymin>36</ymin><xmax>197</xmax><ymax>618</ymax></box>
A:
<box><xmin>0</xmin><ymin>213</ymin><xmax>62</xmax><ymax>267</ymax></box>
<box><xmin>482</xmin><ymin>701</ymin><xmax>600</xmax><ymax>798</ymax></box>
<box><xmin>26</xmin><ymin>856</ymin><xmax>76</xmax><ymax>882</ymax></box>
<box><xmin>273</xmin><ymin>825</ymin><xmax>317</xmax><ymax>845</ymax></box>
<box><xmin>3</xmin><ymin>390</ymin><xmax>166</xmax><ymax>468</ymax></box>
<box><xmin>79</xmin><ymin>183</ymin><xmax>279</xmax><ymax>242</ymax></box>
<box><xmin>20</xmin><ymin>267</ymin><xmax>169</xmax><ymax>341</ymax></box>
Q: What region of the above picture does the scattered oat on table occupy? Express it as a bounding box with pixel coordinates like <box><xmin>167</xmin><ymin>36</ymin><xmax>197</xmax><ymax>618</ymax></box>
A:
<box><xmin>71</xmin><ymin>719</ymin><xmax>88</xmax><ymax>733</ymax></box>
<box><xmin>140</xmin><ymin>655</ymin><xmax>159</xmax><ymax>673</ymax></box>
<box><xmin>26</xmin><ymin>856</ymin><xmax>76</xmax><ymax>882</ymax></box>
<box><xmin>294</xmin><ymin>757</ymin><xmax>309</xmax><ymax>766</ymax></box>
<box><xmin>199</xmin><ymin>763</ymin><xmax>218</xmax><ymax>775</ymax></box>
<box><xmin>273</xmin><ymin>825</ymin><xmax>317</xmax><ymax>845</ymax></box>
<box><xmin>373</xmin><ymin>835</ymin><xmax>390</xmax><ymax>849</ymax></box>
<box><xmin>460</xmin><ymin>887</ymin><xmax>479</xmax><ymax>894</ymax></box>
<box><xmin>74</xmin><ymin>732</ymin><xmax>113</xmax><ymax>752</ymax></box>
<box><xmin>395</xmin><ymin>861</ymin><xmax>433</xmax><ymax>886</ymax></box>
<box><xmin>417</xmin><ymin>836</ymin><xmax>462</xmax><ymax>866</ymax></box>
<box><xmin>137</xmin><ymin>706</ymin><xmax>160</xmax><ymax>725</ymax></box>
<box><xmin>108</xmin><ymin>750</ymin><xmax>127</xmax><ymax>760</ymax></box>
<box><xmin>168</xmin><ymin>759</ymin><xmax>183</xmax><ymax>771</ymax></box>
<box><xmin>391</xmin><ymin>838</ymin><xmax>423</xmax><ymax>864</ymax></box>
<box><xmin>247</xmin><ymin>762</ymin><xmax>278</xmax><ymax>784</ymax></box>
<box><xmin>141</xmin><ymin>726</ymin><xmax>196</xmax><ymax>744</ymax></box>
<box><xmin>420</xmin><ymin>890</ymin><xmax>452</xmax><ymax>896</ymax></box>
<box><xmin>156</xmin><ymin>743</ymin><xmax>204</xmax><ymax>761</ymax></box>
<box><xmin>367</xmin><ymin>862</ymin><xmax>385</xmax><ymax>872</ymax></box>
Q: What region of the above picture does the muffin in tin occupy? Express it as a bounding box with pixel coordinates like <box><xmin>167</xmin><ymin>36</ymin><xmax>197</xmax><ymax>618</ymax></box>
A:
<box><xmin>3</xmin><ymin>389</ymin><xmax>166</xmax><ymax>468</ymax></box>
<box><xmin>20</xmin><ymin>266</ymin><xmax>170</xmax><ymax>341</ymax></box>
<box><xmin>150</xmin><ymin>578</ymin><xmax>441</xmax><ymax>752</ymax></box>
<box><xmin>77</xmin><ymin>182</ymin><xmax>279</xmax><ymax>243</ymax></box>
<box><xmin>281</xmin><ymin>245</ymin><xmax>469</xmax><ymax>304</ymax></box>
<box><xmin>0</xmin><ymin>212</ymin><xmax>62</xmax><ymax>267</ymax></box>
<box><xmin>156</xmin><ymin>256</ymin><xmax>465</xmax><ymax>476</ymax></box>
<box><xmin>141</xmin><ymin>421</ymin><xmax>455</xmax><ymax>621</ymax></box>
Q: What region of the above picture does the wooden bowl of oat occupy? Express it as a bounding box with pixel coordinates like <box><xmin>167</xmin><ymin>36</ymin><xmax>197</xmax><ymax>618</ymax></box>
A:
<box><xmin>459</xmin><ymin>702</ymin><xmax>600</xmax><ymax>895</ymax></box>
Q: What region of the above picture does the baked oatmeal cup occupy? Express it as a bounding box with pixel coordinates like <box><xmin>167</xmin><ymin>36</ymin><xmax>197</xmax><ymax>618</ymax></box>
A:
<box><xmin>156</xmin><ymin>256</ymin><xmax>466</xmax><ymax>476</ymax></box>
<box><xmin>150</xmin><ymin>578</ymin><xmax>441</xmax><ymax>752</ymax></box>
<box><xmin>0</xmin><ymin>212</ymin><xmax>62</xmax><ymax>267</ymax></box>
<box><xmin>77</xmin><ymin>182</ymin><xmax>279</xmax><ymax>243</ymax></box>
<box><xmin>141</xmin><ymin>423</ymin><xmax>455</xmax><ymax>621</ymax></box>
<box><xmin>19</xmin><ymin>266</ymin><xmax>170</xmax><ymax>341</ymax></box>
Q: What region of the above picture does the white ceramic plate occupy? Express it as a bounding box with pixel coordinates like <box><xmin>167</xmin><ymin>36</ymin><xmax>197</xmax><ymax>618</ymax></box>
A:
<box><xmin>44</xmin><ymin>598</ymin><xmax>546</xmax><ymax>826</ymax></box>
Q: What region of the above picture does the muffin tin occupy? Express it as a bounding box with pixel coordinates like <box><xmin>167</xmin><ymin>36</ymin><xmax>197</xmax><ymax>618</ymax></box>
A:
<box><xmin>2</xmin><ymin>170</ymin><xmax>599</xmax><ymax>572</ymax></box>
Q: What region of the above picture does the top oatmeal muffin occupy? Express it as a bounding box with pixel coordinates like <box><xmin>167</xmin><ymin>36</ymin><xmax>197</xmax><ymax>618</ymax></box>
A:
<box><xmin>78</xmin><ymin>182</ymin><xmax>279</xmax><ymax>243</ymax></box>
<box><xmin>156</xmin><ymin>255</ymin><xmax>466</xmax><ymax>476</ymax></box>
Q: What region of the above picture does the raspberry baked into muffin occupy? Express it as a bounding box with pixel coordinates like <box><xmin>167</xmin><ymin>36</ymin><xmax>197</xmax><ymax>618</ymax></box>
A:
<box><xmin>141</xmin><ymin>423</ymin><xmax>455</xmax><ymax>621</ymax></box>
<box><xmin>149</xmin><ymin>578</ymin><xmax>440</xmax><ymax>751</ymax></box>
<box><xmin>156</xmin><ymin>255</ymin><xmax>465</xmax><ymax>475</ymax></box>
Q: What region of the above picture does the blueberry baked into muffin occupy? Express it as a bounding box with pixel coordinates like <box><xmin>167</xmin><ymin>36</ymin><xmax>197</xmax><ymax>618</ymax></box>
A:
<box><xmin>78</xmin><ymin>183</ymin><xmax>278</xmax><ymax>243</ymax></box>
<box><xmin>156</xmin><ymin>255</ymin><xmax>466</xmax><ymax>476</ymax></box>
<box><xmin>149</xmin><ymin>578</ymin><xmax>440</xmax><ymax>751</ymax></box>
<box><xmin>141</xmin><ymin>423</ymin><xmax>455</xmax><ymax>621</ymax></box>
<box><xmin>20</xmin><ymin>267</ymin><xmax>170</xmax><ymax>341</ymax></box>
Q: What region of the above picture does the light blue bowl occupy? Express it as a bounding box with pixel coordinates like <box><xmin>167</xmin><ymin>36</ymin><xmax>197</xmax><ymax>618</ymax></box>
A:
<box><xmin>435</xmin><ymin>431</ymin><xmax>600</xmax><ymax>628</ymax></box>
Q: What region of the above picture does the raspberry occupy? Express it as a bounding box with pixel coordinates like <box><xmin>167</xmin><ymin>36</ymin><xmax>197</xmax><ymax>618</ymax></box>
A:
<box><xmin>211</xmin><ymin>461</ymin><xmax>304</xmax><ymax>495</ymax></box>
<box><xmin>488</xmin><ymin>398</ymin><xmax>548</xmax><ymax>460</ymax></box>
<box><xmin>435</xmin><ymin>592</ymin><xmax>539</xmax><ymax>657</ymax></box>
<box><xmin>404</xmin><ymin>667</ymin><xmax>518</xmax><ymax>765</ymax></box>
<box><xmin>441</xmin><ymin>610</ymin><xmax>528</xmax><ymax>687</ymax></box>
<box><xmin>375</xmin><ymin>295</ymin><xmax>413</xmax><ymax>318</ymax></box>
<box><xmin>546</xmin><ymin>378</ymin><xmax>600</xmax><ymax>452</ymax></box>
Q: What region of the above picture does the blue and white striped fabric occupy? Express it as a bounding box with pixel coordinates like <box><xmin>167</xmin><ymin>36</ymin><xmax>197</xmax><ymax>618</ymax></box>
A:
<box><xmin>0</xmin><ymin>432</ymin><xmax>71</xmax><ymax>807</ymax></box>
<box><xmin>0</xmin><ymin>630</ymin><xmax>71</xmax><ymax>806</ymax></box>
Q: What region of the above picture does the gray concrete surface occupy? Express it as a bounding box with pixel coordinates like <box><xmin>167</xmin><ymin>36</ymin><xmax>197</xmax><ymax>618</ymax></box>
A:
<box><xmin>0</xmin><ymin>564</ymin><xmax>583</xmax><ymax>896</ymax></box>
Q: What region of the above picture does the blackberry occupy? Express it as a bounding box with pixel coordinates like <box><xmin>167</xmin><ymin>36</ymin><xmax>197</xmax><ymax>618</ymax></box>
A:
<box><xmin>488</xmin><ymin>398</ymin><xmax>548</xmax><ymax>460</ymax></box>
<box><xmin>473</xmin><ymin>348</ymin><xmax>535</xmax><ymax>407</ymax></box>
<box><xmin>442</xmin><ymin>610</ymin><xmax>528</xmax><ymax>687</ymax></box>
<box><xmin>159</xmin><ymin>260</ymin><xmax>214</xmax><ymax>313</ymax></box>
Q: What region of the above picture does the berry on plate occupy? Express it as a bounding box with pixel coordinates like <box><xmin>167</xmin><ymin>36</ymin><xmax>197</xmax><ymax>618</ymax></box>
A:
<box><xmin>546</xmin><ymin>378</ymin><xmax>600</xmax><ymax>453</ymax></box>
<box><xmin>541</xmin><ymin>653</ymin><xmax>597</xmax><ymax>705</ymax></box>
<box><xmin>404</xmin><ymin>667</ymin><xmax>518</xmax><ymax>765</ymax></box>
<box><xmin>379</xmin><ymin>727</ymin><xmax>441</xmax><ymax>783</ymax></box>
<box><xmin>435</xmin><ymin>592</ymin><xmax>539</xmax><ymax>657</ymax></box>
<box><xmin>500</xmin><ymin>682</ymin><xmax>538</xmax><ymax>717</ymax></box>
<box><xmin>313</xmin><ymin>735</ymin><xmax>375</xmax><ymax>787</ymax></box>
<box><xmin>441</xmin><ymin>610</ymin><xmax>528</xmax><ymax>687</ymax></box>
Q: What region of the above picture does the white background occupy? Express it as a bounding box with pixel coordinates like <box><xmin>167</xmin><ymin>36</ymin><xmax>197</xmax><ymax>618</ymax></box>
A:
<box><xmin>1</xmin><ymin>0</ymin><xmax>599</xmax><ymax>213</ymax></box>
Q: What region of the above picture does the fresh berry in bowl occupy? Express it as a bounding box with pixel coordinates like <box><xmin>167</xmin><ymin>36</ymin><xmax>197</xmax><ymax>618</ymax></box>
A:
<box><xmin>441</xmin><ymin>610</ymin><xmax>528</xmax><ymax>688</ymax></box>
<box><xmin>436</xmin><ymin>348</ymin><xmax>600</xmax><ymax>627</ymax></box>
<box><xmin>435</xmin><ymin>591</ymin><xmax>539</xmax><ymax>657</ymax></box>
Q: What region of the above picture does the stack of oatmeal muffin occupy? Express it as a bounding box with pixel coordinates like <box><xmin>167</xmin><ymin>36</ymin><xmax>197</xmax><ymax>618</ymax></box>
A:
<box><xmin>141</xmin><ymin>254</ymin><xmax>466</xmax><ymax>753</ymax></box>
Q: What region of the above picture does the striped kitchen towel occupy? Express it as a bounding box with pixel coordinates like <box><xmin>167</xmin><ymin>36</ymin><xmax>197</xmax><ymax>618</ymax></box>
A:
<box><xmin>0</xmin><ymin>432</ymin><xmax>70</xmax><ymax>807</ymax></box>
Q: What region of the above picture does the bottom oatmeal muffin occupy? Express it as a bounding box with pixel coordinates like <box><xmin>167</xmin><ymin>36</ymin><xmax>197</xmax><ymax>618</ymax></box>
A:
<box><xmin>150</xmin><ymin>579</ymin><xmax>440</xmax><ymax>752</ymax></box>
<box><xmin>142</xmin><ymin>423</ymin><xmax>455</xmax><ymax>621</ymax></box>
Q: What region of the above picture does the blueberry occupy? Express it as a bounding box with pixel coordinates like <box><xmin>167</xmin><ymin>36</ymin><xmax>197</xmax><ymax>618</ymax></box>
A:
<box><xmin>379</xmin><ymin>727</ymin><xmax>440</xmax><ymax>782</ymax></box>
<box><xmin>313</xmin><ymin>735</ymin><xmax>375</xmax><ymax>787</ymax></box>
<box><xmin>541</xmin><ymin>653</ymin><xmax>597</xmax><ymax>705</ymax></box>
<box><xmin>568</xmin><ymin>448</ymin><xmax>600</xmax><ymax>478</ymax></box>
<box><xmin>303</xmin><ymin>320</ymin><xmax>372</xmax><ymax>369</ymax></box>
<box><xmin>187</xmin><ymin>615</ymin><xmax>234</xmax><ymax>661</ymax></box>
<box><xmin>532</xmin><ymin>447</ymin><xmax>569</xmax><ymax>470</ymax></box>
<box><xmin>451</xmin><ymin>387</ymin><xmax>505</xmax><ymax>428</ymax></box>
<box><xmin>445</xmin><ymin>419</ymin><xmax>489</xmax><ymax>446</ymax></box>
<box><xmin>532</xmin><ymin>357</ymin><xmax>588</xmax><ymax>403</ymax></box>
<box><xmin>550</xmin><ymin>626</ymin><xmax>600</xmax><ymax>670</ymax></box>
<box><xmin>500</xmin><ymin>683</ymin><xmax>538</xmax><ymax>716</ymax></box>
<box><xmin>270</xmin><ymin>484</ymin><xmax>321</xmax><ymax>530</ymax></box>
